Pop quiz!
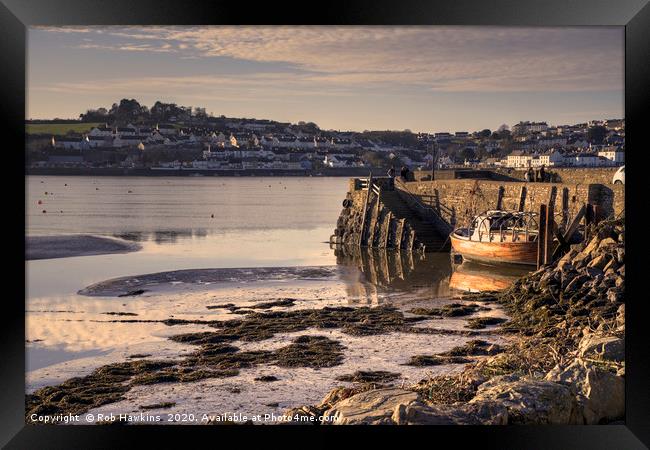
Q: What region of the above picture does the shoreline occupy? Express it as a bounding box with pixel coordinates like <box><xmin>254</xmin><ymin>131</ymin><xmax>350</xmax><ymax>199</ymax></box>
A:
<box><xmin>25</xmin><ymin>167</ymin><xmax>374</xmax><ymax>177</ymax></box>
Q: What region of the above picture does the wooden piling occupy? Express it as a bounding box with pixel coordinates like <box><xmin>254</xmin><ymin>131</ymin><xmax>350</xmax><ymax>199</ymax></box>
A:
<box><xmin>496</xmin><ymin>186</ymin><xmax>505</xmax><ymax>210</ymax></box>
<box><xmin>381</xmin><ymin>211</ymin><xmax>392</xmax><ymax>249</ymax></box>
<box><xmin>537</xmin><ymin>204</ymin><xmax>547</xmax><ymax>269</ymax></box>
<box><xmin>396</xmin><ymin>218</ymin><xmax>405</xmax><ymax>249</ymax></box>
<box><xmin>358</xmin><ymin>174</ymin><xmax>373</xmax><ymax>247</ymax></box>
<box><xmin>544</xmin><ymin>202</ymin><xmax>554</xmax><ymax>265</ymax></box>
<box><xmin>585</xmin><ymin>203</ymin><xmax>595</xmax><ymax>226</ymax></box>
<box><xmin>561</xmin><ymin>187</ymin><xmax>569</xmax><ymax>228</ymax></box>
<box><xmin>518</xmin><ymin>186</ymin><xmax>527</xmax><ymax>212</ymax></box>
<box><xmin>548</xmin><ymin>186</ymin><xmax>557</xmax><ymax>211</ymax></box>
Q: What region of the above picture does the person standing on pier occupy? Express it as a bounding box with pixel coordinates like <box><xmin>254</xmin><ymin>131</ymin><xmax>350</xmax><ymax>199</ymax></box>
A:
<box><xmin>525</xmin><ymin>167</ymin><xmax>534</xmax><ymax>182</ymax></box>
<box><xmin>400</xmin><ymin>166</ymin><xmax>410</xmax><ymax>181</ymax></box>
<box><xmin>387</xmin><ymin>166</ymin><xmax>396</xmax><ymax>188</ymax></box>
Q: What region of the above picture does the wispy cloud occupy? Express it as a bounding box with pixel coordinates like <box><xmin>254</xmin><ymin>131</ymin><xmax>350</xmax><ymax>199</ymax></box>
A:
<box><xmin>34</xmin><ymin>26</ymin><xmax>623</xmax><ymax>93</ymax></box>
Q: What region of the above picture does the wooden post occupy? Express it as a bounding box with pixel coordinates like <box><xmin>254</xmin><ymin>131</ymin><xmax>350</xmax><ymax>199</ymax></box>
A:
<box><xmin>496</xmin><ymin>186</ymin><xmax>505</xmax><ymax>210</ymax></box>
<box><xmin>537</xmin><ymin>204</ymin><xmax>547</xmax><ymax>269</ymax></box>
<box><xmin>381</xmin><ymin>211</ymin><xmax>392</xmax><ymax>249</ymax></box>
<box><xmin>548</xmin><ymin>186</ymin><xmax>557</xmax><ymax>211</ymax></box>
<box><xmin>585</xmin><ymin>203</ymin><xmax>594</xmax><ymax>226</ymax></box>
<box><xmin>358</xmin><ymin>173</ymin><xmax>373</xmax><ymax>247</ymax></box>
<box><xmin>518</xmin><ymin>186</ymin><xmax>527</xmax><ymax>212</ymax></box>
<box><xmin>396</xmin><ymin>218</ymin><xmax>406</xmax><ymax>249</ymax></box>
<box><xmin>561</xmin><ymin>187</ymin><xmax>569</xmax><ymax>228</ymax></box>
<box><xmin>544</xmin><ymin>202</ymin><xmax>554</xmax><ymax>265</ymax></box>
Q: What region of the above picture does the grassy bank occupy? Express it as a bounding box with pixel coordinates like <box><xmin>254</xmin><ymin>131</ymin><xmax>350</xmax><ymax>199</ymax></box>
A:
<box><xmin>26</xmin><ymin>123</ymin><xmax>102</xmax><ymax>136</ymax></box>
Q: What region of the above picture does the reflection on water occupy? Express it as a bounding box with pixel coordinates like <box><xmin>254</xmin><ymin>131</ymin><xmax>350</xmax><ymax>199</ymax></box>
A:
<box><xmin>113</xmin><ymin>229</ymin><xmax>208</xmax><ymax>244</ymax></box>
<box><xmin>333</xmin><ymin>245</ymin><xmax>452</xmax><ymax>304</ymax></box>
<box><xmin>333</xmin><ymin>245</ymin><xmax>532</xmax><ymax>301</ymax></box>
<box><xmin>450</xmin><ymin>261</ymin><xmax>531</xmax><ymax>293</ymax></box>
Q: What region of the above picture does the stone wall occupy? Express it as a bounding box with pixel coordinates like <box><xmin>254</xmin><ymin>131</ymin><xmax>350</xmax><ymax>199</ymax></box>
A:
<box><xmin>490</xmin><ymin>167</ymin><xmax>620</xmax><ymax>185</ymax></box>
<box><xmin>403</xmin><ymin>179</ymin><xmax>624</xmax><ymax>229</ymax></box>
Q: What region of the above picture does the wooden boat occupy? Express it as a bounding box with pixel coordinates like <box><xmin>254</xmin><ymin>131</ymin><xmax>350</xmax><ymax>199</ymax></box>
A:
<box><xmin>450</xmin><ymin>210</ymin><xmax>539</xmax><ymax>266</ymax></box>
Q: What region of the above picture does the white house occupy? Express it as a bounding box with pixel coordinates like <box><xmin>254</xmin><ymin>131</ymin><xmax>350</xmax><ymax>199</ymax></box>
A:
<box><xmin>564</xmin><ymin>154</ymin><xmax>610</xmax><ymax>167</ymax></box>
<box><xmin>505</xmin><ymin>151</ymin><xmax>533</xmax><ymax>168</ymax></box>
<box><xmin>88</xmin><ymin>126</ymin><xmax>114</xmax><ymax>137</ymax></box>
<box><xmin>512</xmin><ymin>121</ymin><xmax>548</xmax><ymax>135</ymax></box>
<box><xmin>209</xmin><ymin>132</ymin><xmax>228</xmax><ymax>147</ymax></box>
<box><xmin>296</xmin><ymin>136</ymin><xmax>316</xmax><ymax>149</ymax></box>
<box><xmin>147</xmin><ymin>132</ymin><xmax>167</xmax><ymax>144</ymax></box>
<box><xmin>157</xmin><ymin>124</ymin><xmax>177</xmax><ymax>135</ymax></box>
<box><xmin>230</xmin><ymin>133</ymin><xmax>259</xmax><ymax>147</ymax></box>
<box><xmin>51</xmin><ymin>136</ymin><xmax>88</xmax><ymax>150</ymax></box>
<box><xmin>273</xmin><ymin>135</ymin><xmax>299</xmax><ymax>148</ymax></box>
<box><xmin>115</xmin><ymin>125</ymin><xmax>137</xmax><ymax>136</ymax></box>
<box><xmin>113</xmin><ymin>135</ymin><xmax>147</xmax><ymax>148</ymax></box>
<box><xmin>528</xmin><ymin>151</ymin><xmax>566</xmax><ymax>167</ymax></box>
<box><xmin>597</xmin><ymin>148</ymin><xmax>625</xmax><ymax>164</ymax></box>
<box><xmin>86</xmin><ymin>135</ymin><xmax>112</xmax><ymax>148</ymax></box>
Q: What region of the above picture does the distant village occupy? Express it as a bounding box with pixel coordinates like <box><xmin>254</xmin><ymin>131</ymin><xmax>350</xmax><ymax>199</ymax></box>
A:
<box><xmin>26</xmin><ymin>99</ymin><xmax>624</xmax><ymax>172</ymax></box>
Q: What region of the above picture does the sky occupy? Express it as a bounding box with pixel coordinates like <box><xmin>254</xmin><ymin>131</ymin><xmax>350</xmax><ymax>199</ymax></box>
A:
<box><xmin>27</xmin><ymin>26</ymin><xmax>624</xmax><ymax>133</ymax></box>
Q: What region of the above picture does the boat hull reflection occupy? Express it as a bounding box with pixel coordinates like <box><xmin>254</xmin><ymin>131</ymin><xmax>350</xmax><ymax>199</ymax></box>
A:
<box><xmin>450</xmin><ymin>261</ymin><xmax>531</xmax><ymax>293</ymax></box>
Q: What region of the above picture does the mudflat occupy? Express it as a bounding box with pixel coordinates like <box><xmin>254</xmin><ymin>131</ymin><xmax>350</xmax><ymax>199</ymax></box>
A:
<box><xmin>26</xmin><ymin>235</ymin><xmax>141</xmax><ymax>260</ymax></box>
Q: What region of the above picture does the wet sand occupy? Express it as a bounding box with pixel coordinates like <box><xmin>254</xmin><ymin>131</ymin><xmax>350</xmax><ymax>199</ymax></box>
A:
<box><xmin>26</xmin><ymin>264</ymin><xmax>510</xmax><ymax>424</ymax></box>
<box><xmin>26</xmin><ymin>235</ymin><xmax>141</xmax><ymax>260</ymax></box>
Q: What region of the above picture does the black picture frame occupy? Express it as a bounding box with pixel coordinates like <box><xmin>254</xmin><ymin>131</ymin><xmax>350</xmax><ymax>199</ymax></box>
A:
<box><xmin>2</xmin><ymin>0</ymin><xmax>648</xmax><ymax>447</ymax></box>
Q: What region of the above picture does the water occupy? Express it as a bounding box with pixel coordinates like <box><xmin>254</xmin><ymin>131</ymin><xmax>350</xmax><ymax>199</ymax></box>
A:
<box><xmin>25</xmin><ymin>175</ymin><xmax>519</xmax><ymax>423</ymax></box>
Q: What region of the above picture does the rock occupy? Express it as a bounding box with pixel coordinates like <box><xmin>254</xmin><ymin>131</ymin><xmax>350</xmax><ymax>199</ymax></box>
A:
<box><xmin>392</xmin><ymin>401</ymin><xmax>508</xmax><ymax>425</ymax></box>
<box><xmin>572</xmin><ymin>252</ymin><xmax>591</xmax><ymax>269</ymax></box>
<box><xmin>616</xmin><ymin>247</ymin><xmax>625</xmax><ymax>264</ymax></box>
<box><xmin>587</xmin><ymin>254</ymin><xmax>609</xmax><ymax>270</ymax></box>
<box><xmin>606</xmin><ymin>287</ymin><xmax>622</xmax><ymax>304</ymax></box>
<box><xmin>557</xmin><ymin>250</ymin><xmax>577</xmax><ymax>271</ymax></box>
<box><xmin>616</xmin><ymin>304</ymin><xmax>625</xmax><ymax>330</ymax></box>
<box><xmin>319</xmin><ymin>387</ymin><xmax>361</xmax><ymax>409</ymax></box>
<box><xmin>545</xmin><ymin>359</ymin><xmax>624</xmax><ymax>424</ymax></box>
<box><xmin>470</xmin><ymin>376</ymin><xmax>578</xmax><ymax>424</ymax></box>
<box><xmin>570</xmin><ymin>243</ymin><xmax>585</xmax><ymax>253</ymax></box>
<box><xmin>598</xmin><ymin>237</ymin><xmax>617</xmax><ymax>250</ymax></box>
<box><xmin>565</xmin><ymin>275</ymin><xmax>589</xmax><ymax>293</ymax></box>
<box><xmin>282</xmin><ymin>405</ymin><xmax>324</xmax><ymax>425</ymax></box>
<box><xmin>582</xmin><ymin>237</ymin><xmax>601</xmax><ymax>256</ymax></box>
<box><xmin>602</xmin><ymin>258</ymin><xmax>619</xmax><ymax>273</ymax></box>
<box><xmin>322</xmin><ymin>388</ymin><xmax>419</xmax><ymax>425</ymax></box>
<box><xmin>578</xmin><ymin>335</ymin><xmax>624</xmax><ymax>363</ymax></box>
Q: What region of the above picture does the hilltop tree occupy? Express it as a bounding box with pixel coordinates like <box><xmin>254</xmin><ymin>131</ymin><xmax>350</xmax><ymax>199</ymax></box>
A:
<box><xmin>459</xmin><ymin>147</ymin><xmax>476</xmax><ymax>162</ymax></box>
<box><xmin>109</xmin><ymin>99</ymin><xmax>148</xmax><ymax>124</ymax></box>
<box><xmin>587</xmin><ymin>125</ymin><xmax>607</xmax><ymax>144</ymax></box>
<box><xmin>79</xmin><ymin>107</ymin><xmax>108</xmax><ymax>122</ymax></box>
